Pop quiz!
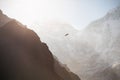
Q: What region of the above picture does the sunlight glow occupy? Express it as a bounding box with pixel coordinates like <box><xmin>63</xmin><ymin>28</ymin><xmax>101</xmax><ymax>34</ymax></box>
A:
<box><xmin>0</xmin><ymin>0</ymin><xmax>120</xmax><ymax>30</ymax></box>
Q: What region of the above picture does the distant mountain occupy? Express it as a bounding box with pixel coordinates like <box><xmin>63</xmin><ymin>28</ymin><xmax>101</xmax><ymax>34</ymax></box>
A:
<box><xmin>0</xmin><ymin>10</ymin><xmax>80</xmax><ymax>80</ymax></box>
<box><xmin>33</xmin><ymin>6</ymin><xmax>120</xmax><ymax>80</ymax></box>
<box><xmin>77</xmin><ymin>6</ymin><xmax>120</xmax><ymax>80</ymax></box>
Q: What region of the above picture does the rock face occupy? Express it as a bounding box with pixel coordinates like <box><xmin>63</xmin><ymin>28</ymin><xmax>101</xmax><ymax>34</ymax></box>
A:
<box><xmin>0</xmin><ymin>11</ymin><xmax>80</xmax><ymax>80</ymax></box>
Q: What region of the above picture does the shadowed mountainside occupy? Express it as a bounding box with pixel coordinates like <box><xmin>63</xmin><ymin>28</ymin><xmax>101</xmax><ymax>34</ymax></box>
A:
<box><xmin>0</xmin><ymin>11</ymin><xmax>80</xmax><ymax>80</ymax></box>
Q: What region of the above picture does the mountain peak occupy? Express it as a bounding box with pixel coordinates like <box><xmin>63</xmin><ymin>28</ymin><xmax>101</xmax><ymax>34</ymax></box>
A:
<box><xmin>104</xmin><ymin>5</ymin><xmax>120</xmax><ymax>20</ymax></box>
<box><xmin>0</xmin><ymin>10</ymin><xmax>12</xmax><ymax>27</ymax></box>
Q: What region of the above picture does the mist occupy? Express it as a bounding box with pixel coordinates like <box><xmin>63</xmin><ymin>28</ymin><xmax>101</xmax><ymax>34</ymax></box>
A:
<box><xmin>1</xmin><ymin>0</ymin><xmax>120</xmax><ymax>80</ymax></box>
<box><xmin>30</xmin><ymin>5</ymin><xmax>120</xmax><ymax>80</ymax></box>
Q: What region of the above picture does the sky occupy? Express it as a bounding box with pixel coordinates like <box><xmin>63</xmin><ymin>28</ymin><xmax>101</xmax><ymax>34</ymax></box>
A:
<box><xmin>0</xmin><ymin>0</ymin><xmax>120</xmax><ymax>29</ymax></box>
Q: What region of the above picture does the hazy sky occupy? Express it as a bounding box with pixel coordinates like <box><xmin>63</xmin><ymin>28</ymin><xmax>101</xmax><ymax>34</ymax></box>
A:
<box><xmin>0</xmin><ymin>0</ymin><xmax>120</xmax><ymax>29</ymax></box>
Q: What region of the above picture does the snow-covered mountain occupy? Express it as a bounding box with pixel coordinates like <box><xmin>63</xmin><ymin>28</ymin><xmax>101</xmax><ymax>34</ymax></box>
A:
<box><xmin>32</xmin><ymin>6</ymin><xmax>120</xmax><ymax>80</ymax></box>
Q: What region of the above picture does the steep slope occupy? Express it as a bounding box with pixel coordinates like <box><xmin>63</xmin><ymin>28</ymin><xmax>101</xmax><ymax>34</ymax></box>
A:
<box><xmin>0</xmin><ymin>20</ymin><xmax>61</xmax><ymax>80</ymax></box>
<box><xmin>54</xmin><ymin>56</ymin><xmax>80</xmax><ymax>80</ymax></box>
<box><xmin>0</xmin><ymin>10</ymin><xmax>80</xmax><ymax>80</ymax></box>
<box><xmin>31</xmin><ymin>22</ymin><xmax>79</xmax><ymax>69</ymax></box>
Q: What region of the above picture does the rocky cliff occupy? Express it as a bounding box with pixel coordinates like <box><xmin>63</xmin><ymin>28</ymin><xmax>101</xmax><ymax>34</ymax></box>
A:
<box><xmin>0</xmin><ymin>10</ymin><xmax>80</xmax><ymax>80</ymax></box>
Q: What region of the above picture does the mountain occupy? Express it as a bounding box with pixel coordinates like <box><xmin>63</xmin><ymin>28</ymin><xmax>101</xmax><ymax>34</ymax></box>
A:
<box><xmin>0</xmin><ymin>10</ymin><xmax>80</xmax><ymax>80</ymax></box>
<box><xmin>75</xmin><ymin>6</ymin><xmax>120</xmax><ymax>80</ymax></box>
<box><xmin>32</xmin><ymin>6</ymin><xmax>120</xmax><ymax>80</ymax></box>
<box><xmin>77</xmin><ymin>6</ymin><xmax>120</xmax><ymax>80</ymax></box>
<box><xmin>0</xmin><ymin>10</ymin><xmax>11</xmax><ymax>27</ymax></box>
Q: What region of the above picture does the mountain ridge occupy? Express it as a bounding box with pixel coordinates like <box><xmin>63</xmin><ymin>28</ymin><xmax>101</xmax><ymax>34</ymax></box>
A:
<box><xmin>0</xmin><ymin>10</ymin><xmax>81</xmax><ymax>80</ymax></box>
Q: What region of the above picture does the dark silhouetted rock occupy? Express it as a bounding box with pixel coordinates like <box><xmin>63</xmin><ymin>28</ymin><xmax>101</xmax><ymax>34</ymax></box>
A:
<box><xmin>0</xmin><ymin>10</ymin><xmax>81</xmax><ymax>80</ymax></box>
